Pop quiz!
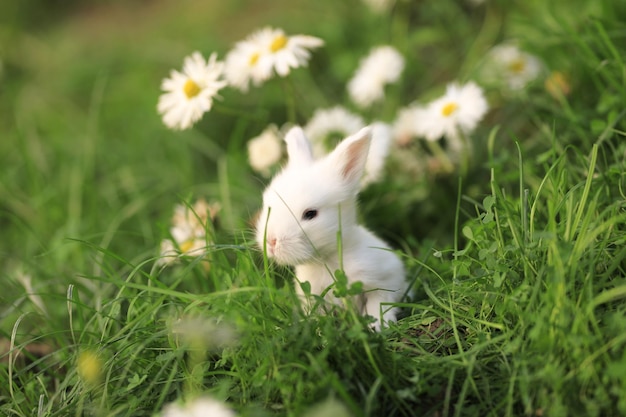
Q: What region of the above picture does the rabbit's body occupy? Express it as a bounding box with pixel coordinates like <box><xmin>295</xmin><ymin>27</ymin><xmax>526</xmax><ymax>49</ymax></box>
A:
<box><xmin>256</xmin><ymin>126</ymin><xmax>408</xmax><ymax>330</ymax></box>
<box><xmin>294</xmin><ymin>225</ymin><xmax>405</xmax><ymax>327</ymax></box>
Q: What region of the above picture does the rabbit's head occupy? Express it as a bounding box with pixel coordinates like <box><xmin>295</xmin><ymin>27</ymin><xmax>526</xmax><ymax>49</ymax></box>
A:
<box><xmin>256</xmin><ymin>126</ymin><xmax>372</xmax><ymax>265</ymax></box>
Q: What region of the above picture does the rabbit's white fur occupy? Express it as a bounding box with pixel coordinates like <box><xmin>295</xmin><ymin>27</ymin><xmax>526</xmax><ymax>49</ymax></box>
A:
<box><xmin>256</xmin><ymin>125</ymin><xmax>408</xmax><ymax>330</ymax></box>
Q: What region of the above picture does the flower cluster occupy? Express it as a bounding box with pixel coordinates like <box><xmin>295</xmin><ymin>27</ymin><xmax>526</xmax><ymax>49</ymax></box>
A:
<box><xmin>244</xmin><ymin>45</ymin><xmax>491</xmax><ymax>183</ymax></box>
<box><xmin>157</xmin><ymin>28</ymin><xmax>548</xmax><ymax>233</ymax></box>
<box><xmin>157</xmin><ymin>27</ymin><xmax>323</xmax><ymax>130</ymax></box>
<box><xmin>157</xmin><ymin>25</ymin><xmax>548</xmax><ymax>188</ymax></box>
<box><xmin>157</xmin><ymin>199</ymin><xmax>221</xmax><ymax>267</ymax></box>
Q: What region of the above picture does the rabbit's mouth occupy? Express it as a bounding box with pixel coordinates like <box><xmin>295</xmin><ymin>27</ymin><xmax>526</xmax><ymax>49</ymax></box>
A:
<box><xmin>263</xmin><ymin>236</ymin><xmax>313</xmax><ymax>265</ymax></box>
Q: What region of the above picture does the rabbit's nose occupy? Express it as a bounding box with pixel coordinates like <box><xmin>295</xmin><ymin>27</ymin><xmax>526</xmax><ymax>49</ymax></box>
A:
<box><xmin>267</xmin><ymin>237</ymin><xmax>277</xmax><ymax>252</ymax></box>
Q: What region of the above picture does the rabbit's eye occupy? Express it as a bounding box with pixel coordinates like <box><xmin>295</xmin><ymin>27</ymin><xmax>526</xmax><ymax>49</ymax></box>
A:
<box><xmin>302</xmin><ymin>209</ymin><xmax>318</xmax><ymax>221</ymax></box>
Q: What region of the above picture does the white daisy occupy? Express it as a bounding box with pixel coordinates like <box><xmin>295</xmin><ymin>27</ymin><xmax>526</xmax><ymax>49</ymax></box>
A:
<box><xmin>161</xmin><ymin>396</ymin><xmax>236</xmax><ymax>417</ymax></box>
<box><xmin>224</xmin><ymin>31</ymin><xmax>274</xmax><ymax>92</ymax></box>
<box><xmin>170</xmin><ymin>316</ymin><xmax>238</xmax><ymax>350</ymax></box>
<box><xmin>157</xmin><ymin>226</ymin><xmax>206</xmax><ymax>267</ymax></box>
<box><xmin>262</xmin><ymin>27</ymin><xmax>324</xmax><ymax>77</ymax></box>
<box><xmin>157</xmin><ymin>239</ymin><xmax>179</xmax><ymax>266</ymax></box>
<box><xmin>544</xmin><ymin>71</ymin><xmax>571</xmax><ymax>99</ymax></box>
<box><xmin>392</xmin><ymin>105</ymin><xmax>422</xmax><ymax>147</ymax></box>
<box><xmin>247</xmin><ymin>125</ymin><xmax>284</xmax><ymax>176</ymax></box>
<box><xmin>157</xmin><ymin>199</ymin><xmax>221</xmax><ymax>266</ymax></box>
<box><xmin>157</xmin><ymin>52</ymin><xmax>227</xmax><ymax>130</ymax></box>
<box><xmin>171</xmin><ymin>199</ymin><xmax>221</xmax><ymax>231</ymax></box>
<box><xmin>415</xmin><ymin>81</ymin><xmax>488</xmax><ymax>145</ymax></box>
<box><xmin>224</xmin><ymin>27</ymin><xmax>323</xmax><ymax>92</ymax></box>
<box><xmin>303</xmin><ymin>106</ymin><xmax>365</xmax><ymax>156</ymax></box>
<box><xmin>347</xmin><ymin>46</ymin><xmax>405</xmax><ymax>108</ymax></box>
<box><xmin>484</xmin><ymin>43</ymin><xmax>543</xmax><ymax>90</ymax></box>
<box><xmin>172</xmin><ymin>224</ymin><xmax>206</xmax><ymax>255</ymax></box>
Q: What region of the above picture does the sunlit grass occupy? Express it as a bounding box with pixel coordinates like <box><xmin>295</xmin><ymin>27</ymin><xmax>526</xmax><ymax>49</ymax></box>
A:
<box><xmin>1</xmin><ymin>0</ymin><xmax>626</xmax><ymax>416</ymax></box>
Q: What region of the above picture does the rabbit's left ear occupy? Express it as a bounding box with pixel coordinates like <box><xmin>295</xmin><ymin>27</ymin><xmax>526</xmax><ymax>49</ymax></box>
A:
<box><xmin>329</xmin><ymin>126</ymin><xmax>372</xmax><ymax>189</ymax></box>
<box><xmin>284</xmin><ymin>126</ymin><xmax>314</xmax><ymax>168</ymax></box>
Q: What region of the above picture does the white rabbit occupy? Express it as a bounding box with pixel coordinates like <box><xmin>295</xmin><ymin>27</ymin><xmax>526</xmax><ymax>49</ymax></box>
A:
<box><xmin>255</xmin><ymin>125</ymin><xmax>408</xmax><ymax>331</ymax></box>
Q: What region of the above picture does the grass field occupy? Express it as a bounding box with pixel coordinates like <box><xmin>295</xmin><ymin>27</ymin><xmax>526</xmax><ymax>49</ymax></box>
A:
<box><xmin>1</xmin><ymin>0</ymin><xmax>626</xmax><ymax>416</ymax></box>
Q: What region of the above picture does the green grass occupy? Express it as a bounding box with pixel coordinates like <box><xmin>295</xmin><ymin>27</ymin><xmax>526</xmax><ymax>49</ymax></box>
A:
<box><xmin>1</xmin><ymin>0</ymin><xmax>626</xmax><ymax>416</ymax></box>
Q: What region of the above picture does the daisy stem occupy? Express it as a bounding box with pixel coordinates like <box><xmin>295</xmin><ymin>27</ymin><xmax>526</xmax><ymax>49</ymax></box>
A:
<box><xmin>425</xmin><ymin>140</ymin><xmax>455</xmax><ymax>174</ymax></box>
<box><xmin>457</xmin><ymin>130</ymin><xmax>473</xmax><ymax>177</ymax></box>
<box><xmin>213</xmin><ymin>102</ymin><xmax>264</xmax><ymax>119</ymax></box>
<box><xmin>185</xmin><ymin>340</ymin><xmax>207</xmax><ymax>397</ymax></box>
<box><xmin>282</xmin><ymin>77</ymin><xmax>298</xmax><ymax>124</ymax></box>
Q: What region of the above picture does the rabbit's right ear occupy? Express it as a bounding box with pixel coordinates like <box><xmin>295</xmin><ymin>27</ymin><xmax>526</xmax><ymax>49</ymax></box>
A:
<box><xmin>328</xmin><ymin>126</ymin><xmax>372</xmax><ymax>190</ymax></box>
<box><xmin>284</xmin><ymin>126</ymin><xmax>314</xmax><ymax>167</ymax></box>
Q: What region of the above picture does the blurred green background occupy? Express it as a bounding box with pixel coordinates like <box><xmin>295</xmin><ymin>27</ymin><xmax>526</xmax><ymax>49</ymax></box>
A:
<box><xmin>1</xmin><ymin>1</ymin><xmax>626</xmax><ymax>415</ymax></box>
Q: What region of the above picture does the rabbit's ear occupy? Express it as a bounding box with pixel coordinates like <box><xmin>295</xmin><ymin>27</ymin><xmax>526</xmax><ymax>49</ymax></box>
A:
<box><xmin>329</xmin><ymin>126</ymin><xmax>372</xmax><ymax>189</ymax></box>
<box><xmin>284</xmin><ymin>126</ymin><xmax>314</xmax><ymax>167</ymax></box>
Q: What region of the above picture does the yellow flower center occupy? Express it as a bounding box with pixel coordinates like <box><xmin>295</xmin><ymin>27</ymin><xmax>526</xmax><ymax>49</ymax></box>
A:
<box><xmin>270</xmin><ymin>34</ymin><xmax>288</xmax><ymax>52</ymax></box>
<box><xmin>508</xmin><ymin>58</ymin><xmax>526</xmax><ymax>74</ymax></box>
<box><xmin>180</xmin><ymin>240</ymin><xmax>195</xmax><ymax>253</ymax></box>
<box><xmin>249</xmin><ymin>52</ymin><xmax>260</xmax><ymax>66</ymax></box>
<box><xmin>183</xmin><ymin>79</ymin><xmax>201</xmax><ymax>98</ymax></box>
<box><xmin>441</xmin><ymin>102</ymin><xmax>458</xmax><ymax>117</ymax></box>
<box><xmin>77</xmin><ymin>351</ymin><xmax>103</xmax><ymax>385</ymax></box>
<box><xmin>545</xmin><ymin>71</ymin><xmax>571</xmax><ymax>98</ymax></box>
